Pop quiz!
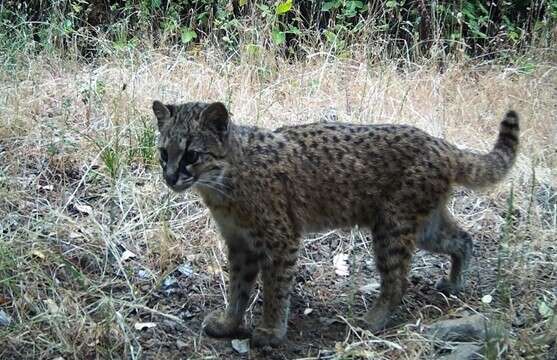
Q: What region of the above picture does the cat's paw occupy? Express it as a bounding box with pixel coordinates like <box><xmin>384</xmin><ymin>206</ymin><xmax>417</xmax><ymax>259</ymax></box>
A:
<box><xmin>251</xmin><ymin>327</ymin><xmax>286</xmax><ymax>347</ymax></box>
<box><xmin>435</xmin><ymin>277</ymin><xmax>463</xmax><ymax>295</ymax></box>
<box><xmin>202</xmin><ymin>310</ymin><xmax>248</xmax><ymax>339</ymax></box>
<box><xmin>362</xmin><ymin>305</ymin><xmax>393</xmax><ymax>333</ymax></box>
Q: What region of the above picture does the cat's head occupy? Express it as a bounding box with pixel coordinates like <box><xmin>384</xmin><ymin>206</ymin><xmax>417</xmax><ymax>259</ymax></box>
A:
<box><xmin>153</xmin><ymin>100</ymin><xmax>231</xmax><ymax>192</ymax></box>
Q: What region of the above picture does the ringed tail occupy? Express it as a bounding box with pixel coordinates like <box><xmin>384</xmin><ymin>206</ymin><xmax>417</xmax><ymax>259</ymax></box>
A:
<box><xmin>454</xmin><ymin>111</ymin><xmax>520</xmax><ymax>189</ymax></box>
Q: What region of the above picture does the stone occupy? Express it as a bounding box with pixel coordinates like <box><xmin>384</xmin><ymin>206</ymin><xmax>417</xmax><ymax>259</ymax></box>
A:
<box><xmin>437</xmin><ymin>344</ymin><xmax>482</xmax><ymax>360</ymax></box>
<box><xmin>427</xmin><ymin>314</ymin><xmax>487</xmax><ymax>342</ymax></box>
<box><xmin>177</xmin><ymin>263</ymin><xmax>194</xmax><ymax>277</ymax></box>
<box><xmin>162</xmin><ymin>276</ymin><xmax>178</xmax><ymax>288</ymax></box>
<box><xmin>231</xmin><ymin>338</ymin><xmax>250</xmax><ymax>354</ymax></box>
<box><xmin>0</xmin><ymin>310</ymin><xmax>12</xmax><ymax>326</ymax></box>
<box><xmin>161</xmin><ymin>276</ymin><xmax>179</xmax><ymax>296</ymax></box>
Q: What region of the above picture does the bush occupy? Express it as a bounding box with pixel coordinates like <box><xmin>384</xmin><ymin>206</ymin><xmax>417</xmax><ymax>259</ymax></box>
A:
<box><xmin>0</xmin><ymin>0</ymin><xmax>555</xmax><ymax>60</ymax></box>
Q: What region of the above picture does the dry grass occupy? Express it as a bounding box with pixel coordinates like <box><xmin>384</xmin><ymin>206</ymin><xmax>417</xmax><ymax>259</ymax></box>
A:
<box><xmin>0</xmin><ymin>45</ymin><xmax>556</xmax><ymax>359</ymax></box>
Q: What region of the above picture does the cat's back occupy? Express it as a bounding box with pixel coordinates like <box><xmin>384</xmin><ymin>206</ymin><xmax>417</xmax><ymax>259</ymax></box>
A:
<box><xmin>236</xmin><ymin>120</ymin><xmax>449</xmax><ymax>189</ymax></box>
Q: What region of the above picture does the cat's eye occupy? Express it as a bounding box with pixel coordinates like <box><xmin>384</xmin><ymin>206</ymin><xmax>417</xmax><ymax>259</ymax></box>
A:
<box><xmin>184</xmin><ymin>150</ymin><xmax>199</xmax><ymax>164</ymax></box>
<box><xmin>159</xmin><ymin>148</ymin><xmax>168</xmax><ymax>163</ymax></box>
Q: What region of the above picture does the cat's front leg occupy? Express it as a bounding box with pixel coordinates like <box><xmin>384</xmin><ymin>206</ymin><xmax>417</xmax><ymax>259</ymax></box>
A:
<box><xmin>251</xmin><ymin>238</ymin><xmax>299</xmax><ymax>347</ymax></box>
<box><xmin>203</xmin><ymin>241</ymin><xmax>259</xmax><ymax>338</ymax></box>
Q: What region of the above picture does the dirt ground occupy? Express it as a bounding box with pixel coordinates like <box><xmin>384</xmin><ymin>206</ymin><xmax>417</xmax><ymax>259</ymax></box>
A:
<box><xmin>125</xmin><ymin>205</ymin><xmax>552</xmax><ymax>359</ymax></box>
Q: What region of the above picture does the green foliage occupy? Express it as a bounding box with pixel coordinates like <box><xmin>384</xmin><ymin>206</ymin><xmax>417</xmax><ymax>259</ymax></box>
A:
<box><xmin>484</xmin><ymin>318</ymin><xmax>510</xmax><ymax>360</ymax></box>
<box><xmin>180</xmin><ymin>27</ymin><xmax>197</xmax><ymax>45</ymax></box>
<box><xmin>129</xmin><ymin>120</ymin><xmax>157</xmax><ymax>167</ymax></box>
<box><xmin>100</xmin><ymin>144</ymin><xmax>122</xmax><ymax>180</ymax></box>
<box><xmin>461</xmin><ymin>2</ymin><xmax>489</xmax><ymax>39</ymax></box>
<box><xmin>0</xmin><ymin>0</ymin><xmax>555</xmax><ymax>60</ymax></box>
<box><xmin>276</xmin><ymin>0</ymin><xmax>293</xmax><ymax>16</ymax></box>
<box><xmin>272</xmin><ymin>29</ymin><xmax>286</xmax><ymax>46</ymax></box>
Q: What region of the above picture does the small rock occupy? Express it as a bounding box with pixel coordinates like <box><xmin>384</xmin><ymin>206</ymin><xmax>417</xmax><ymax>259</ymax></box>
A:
<box><xmin>0</xmin><ymin>310</ymin><xmax>12</xmax><ymax>326</ymax></box>
<box><xmin>481</xmin><ymin>294</ymin><xmax>493</xmax><ymax>304</ymax></box>
<box><xmin>161</xmin><ymin>276</ymin><xmax>179</xmax><ymax>295</ymax></box>
<box><xmin>177</xmin><ymin>263</ymin><xmax>194</xmax><ymax>277</ymax></box>
<box><xmin>231</xmin><ymin>338</ymin><xmax>250</xmax><ymax>354</ymax></box>
<box><xmin>427</xmin><ymin>314</ymin><xmax>487</xmax><ymax>342</ymax></box>
<box><xmin>134</xmin><ymin>322</ymin><xmax>157</xmax><ymax>331</ymax></box>
<box><xmin>319</xmin><ymin>317</ymin><xmax>342</xmax><ymax>326</ymax></box>
<box><xmin>163</xmin><ymin>276</ymin><xmax>177</xmax><ymax>288</ymax></box>
<box><xmin>437</xmin><ymin>344</ymin><xmax>482</xmax><ymax>360</ymax></box>
<box><xmin>137</xmin><ymin>270</ymin><xmax>151</xmax><ymax>279</ymax></box>
<box><xmin>176</xmin><ymin>339</ymin><xmax>187</xmax><ymax>350</ymax></box>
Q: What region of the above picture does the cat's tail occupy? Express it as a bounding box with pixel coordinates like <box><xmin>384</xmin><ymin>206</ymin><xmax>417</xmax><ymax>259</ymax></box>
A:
<box><xmin>453</xmin><ymin>111</ymin><xmax>520</xmax><ymax>189</ymax></box>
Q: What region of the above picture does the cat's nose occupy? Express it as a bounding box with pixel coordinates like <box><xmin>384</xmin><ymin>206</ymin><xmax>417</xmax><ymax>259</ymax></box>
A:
<box><xmin>164</xmin><ymin>172</ymin><xmax>178</xmax><ymax>186</ymax></box>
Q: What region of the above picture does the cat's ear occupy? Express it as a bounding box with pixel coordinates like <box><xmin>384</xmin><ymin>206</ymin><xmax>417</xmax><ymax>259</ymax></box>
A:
<box><xmin>152</xmin><ymin>100</ymin><xmax>173</xmax><ymax>128</ymax></box>
<box><xmin>200</xmin><ymin>102</ymin><xmax>229</xmax><ymax>139</ymax></box>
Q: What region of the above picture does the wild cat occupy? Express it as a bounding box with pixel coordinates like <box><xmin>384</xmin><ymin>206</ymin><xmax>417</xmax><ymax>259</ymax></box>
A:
<box><xmin>153</xmin><ymin>100</ymin><xmax>519</xmax><ymax>346</ymax></box>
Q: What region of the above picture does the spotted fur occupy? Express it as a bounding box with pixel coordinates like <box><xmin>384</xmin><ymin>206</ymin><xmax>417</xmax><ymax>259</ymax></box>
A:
<box><xmin>153</xmin><ymin>100</ymin><xmax>519</xmax><ymax>346</ymax></box>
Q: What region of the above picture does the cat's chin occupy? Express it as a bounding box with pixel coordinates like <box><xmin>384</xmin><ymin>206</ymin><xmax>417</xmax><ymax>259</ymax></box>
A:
<box><xmin>170</xmin><ymin>185</ymin><xmax>191</xmax><ymax>193</ymax></box>
<box><xmin>168</xmin><ymin>179</ymin><xmax>195</xmax><ymax>193</ymax></box>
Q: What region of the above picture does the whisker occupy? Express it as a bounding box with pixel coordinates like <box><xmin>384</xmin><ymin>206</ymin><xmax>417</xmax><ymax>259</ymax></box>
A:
<box><xmin>204</xmin><ymin>172</ymin><xmax>234</xmax><ymax>190</ymax></box>
<box><xmin>201</xmin><ymin>186</ymin><xmax>232</xmax><ymax>201</ymax></box>
<box><xmin>201</xmin><ymin>178</ymin><xmax>232</xmax><ymax>192</ymax></box>
<box><xmin>197</xmin><ymin>180</ymin><xmax>234</xmax><ymax>200</ymax></box>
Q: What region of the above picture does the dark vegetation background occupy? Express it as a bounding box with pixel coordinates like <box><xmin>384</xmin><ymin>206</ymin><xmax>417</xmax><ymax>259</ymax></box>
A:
<box><xmin>1</xmin><ymin>0</ymin><xmax>556</xmax><ymax>61</ymax></box>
